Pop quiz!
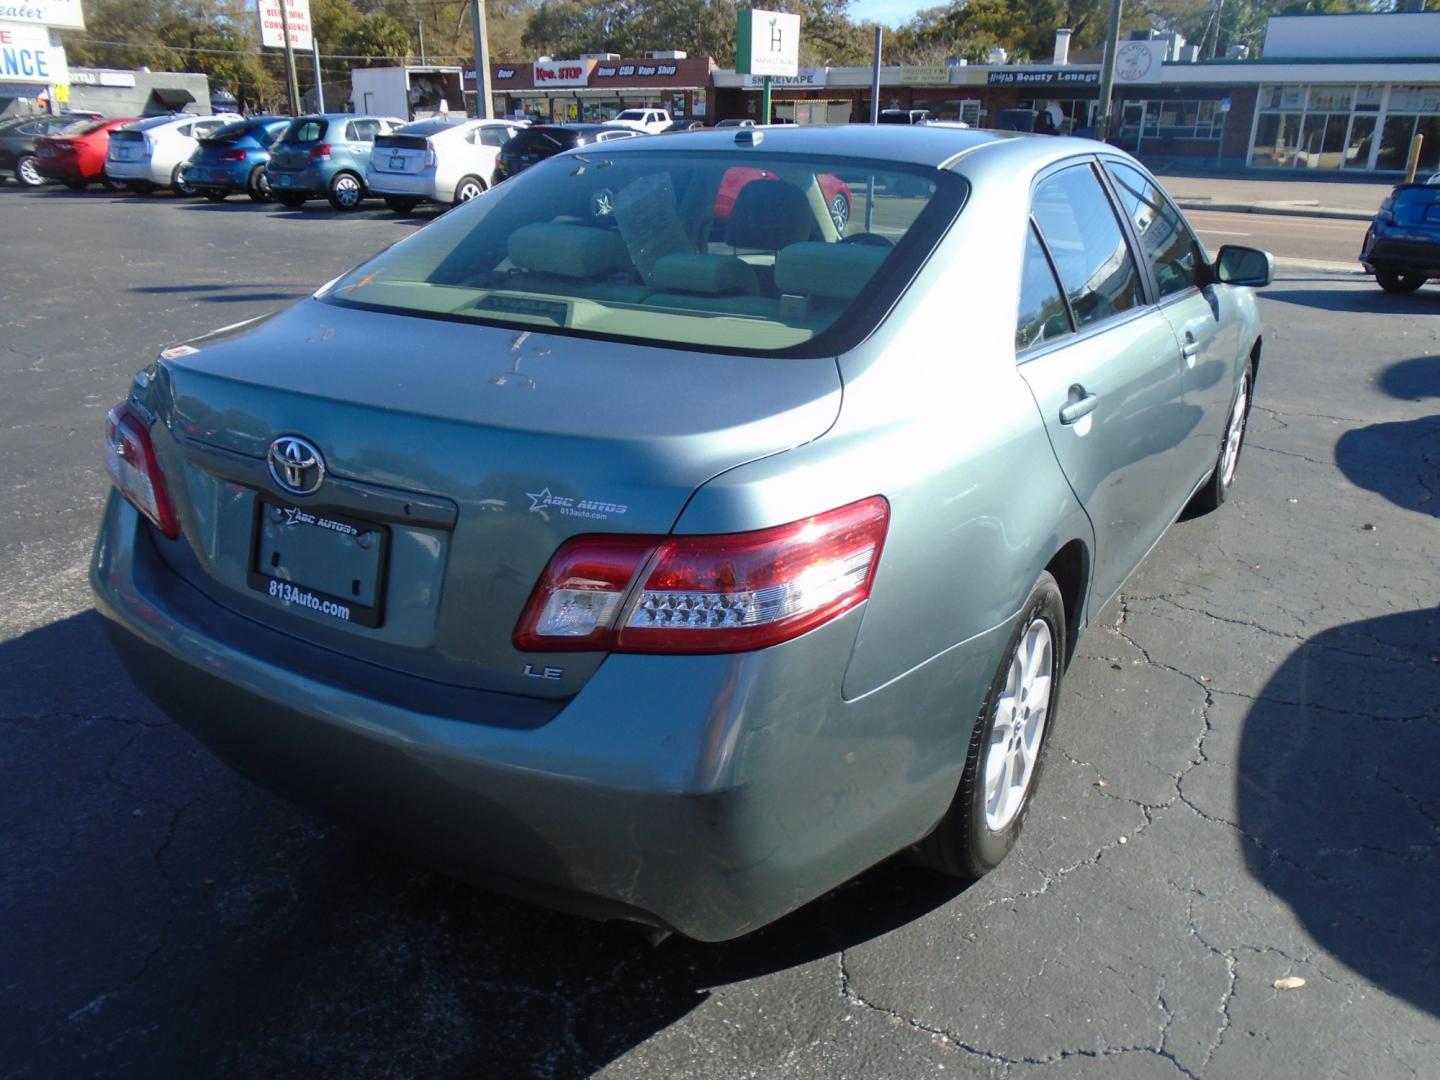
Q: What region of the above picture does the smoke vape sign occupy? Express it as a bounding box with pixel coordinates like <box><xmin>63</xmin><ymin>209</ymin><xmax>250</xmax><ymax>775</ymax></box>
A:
<box><xmin>736</xmin><ymin>8</ymin><xmax>800</xmax><ymax>78</ymax></box>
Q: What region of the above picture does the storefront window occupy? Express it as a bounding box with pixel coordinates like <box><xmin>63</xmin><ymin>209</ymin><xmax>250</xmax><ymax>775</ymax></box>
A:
<box><xmin>1251</xmin><ymin>112</ymin><xmax>1301</xmax><ymax>168</ymax></box>
<box><xmin>1344</xmin><ymin>115</ymin><xmax>1376</xmax><ymax>170</ymax></box>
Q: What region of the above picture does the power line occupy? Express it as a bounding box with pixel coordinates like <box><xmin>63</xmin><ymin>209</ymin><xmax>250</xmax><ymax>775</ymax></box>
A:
<box><xmin>63</xmin><ymin>35</ymin><xmax>471</xmax><ymax>62</ymax></box>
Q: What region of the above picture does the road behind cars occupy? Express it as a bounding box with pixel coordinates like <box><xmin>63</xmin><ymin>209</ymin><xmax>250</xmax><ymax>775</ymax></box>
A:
<box><xmin>2</xmin><ymin>185</ymin><xmax>1437</xmax><ymax>1078</ymax></box>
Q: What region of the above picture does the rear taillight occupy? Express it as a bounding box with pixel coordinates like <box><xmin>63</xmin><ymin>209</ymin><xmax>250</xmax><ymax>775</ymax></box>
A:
<box><xmin>104</xmin><ymin>405</ymin><xmax>179</xmax><ymax>540</ymax></box>
<box><xmin>424</xmin><ymin>148</ymin><xmax>437</xmax><ymax>169</ymax></box>
<box><xmin>514</xmin><ymin>496</ymin><xmax>889</xmax><ymax>654</ymax></box>
<box><xmin>308</xmin><ymin>143</ymin><xmax>330</xmax><ymax>161</ymax></box>
<box><xmin>219</xmin><ymin>148</ymin><xmax>247</xmax><ymax>162</ymax></box>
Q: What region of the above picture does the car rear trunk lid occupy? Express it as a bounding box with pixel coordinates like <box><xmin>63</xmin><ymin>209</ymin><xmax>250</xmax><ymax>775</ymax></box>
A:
<box><xmin>140</xmin><ymin>300</ymin><xmax>842</xmax><ymax>702</ymax></box>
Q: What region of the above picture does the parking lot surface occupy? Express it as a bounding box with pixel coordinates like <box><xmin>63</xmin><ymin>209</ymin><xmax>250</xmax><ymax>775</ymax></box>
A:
<box><xmin>2</xmin><ymin>186</ymin><xmax>1437</xmax><ymax>1079</ymax></box>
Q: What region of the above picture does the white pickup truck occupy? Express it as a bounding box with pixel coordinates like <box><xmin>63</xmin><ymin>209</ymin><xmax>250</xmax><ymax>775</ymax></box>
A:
<box><xmin>603</xmin><ymin>108</ymin><xmax>672</xmax><ymax>134</ymax></box>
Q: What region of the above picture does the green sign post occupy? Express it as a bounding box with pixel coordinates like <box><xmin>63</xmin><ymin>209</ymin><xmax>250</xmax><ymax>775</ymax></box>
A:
<box><xmin>736</xmin><ymin>8</ymin><xmax>800</xmax><ymax>124</ymax></box>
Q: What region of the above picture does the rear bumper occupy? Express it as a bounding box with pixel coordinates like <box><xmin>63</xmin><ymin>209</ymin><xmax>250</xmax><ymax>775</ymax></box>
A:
<box><xmin>91</xmin><ymin>493</ymin><xmax>1005</xmax><ymax>940</ymax></box>
<box><xmin>265</xmin><ymin>164</ymin><xmax>341</xmax><ymax>196</ymax></box>
<box><xmin>1362</xmin><ymin>236</ymin><xmax>1440</xmax><ymax>276</ymax></box>
<box><xmin>36</xmin><ymin>158</ymin><xmax>83</xmax><ymax>180</ymax></box>
<box><xmin>105</xmin><ymin>158</ymin><xmax>168</xmax><ymax>185</ymax></box>
<box><xmin>365</xmin><ymin>170</ymin><xmax>443</xmax><ymax>200</ymax></box>
<box><xmin>186</xmin><ymin>162</ymin><xmax>254</xmax><ymax>193</ymax></box>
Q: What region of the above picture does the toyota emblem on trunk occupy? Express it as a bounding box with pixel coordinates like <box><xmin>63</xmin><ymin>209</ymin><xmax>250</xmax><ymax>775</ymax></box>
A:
<box><xmin>267</xmin><ymin>435</ymin><xmax>326</xmax><ymax>496</ymax></box>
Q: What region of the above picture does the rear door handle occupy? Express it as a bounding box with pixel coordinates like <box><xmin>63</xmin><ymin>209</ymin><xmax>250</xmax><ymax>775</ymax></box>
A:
<box><xmin>1181</xmin><ymin>332</ymin><xmax>1200</xmax><ymax>362</ymax></box>
<box><xmin>1059</xmin><ymin>386</ymin><xmax>1099</xmax><ymax>425</ymax></box>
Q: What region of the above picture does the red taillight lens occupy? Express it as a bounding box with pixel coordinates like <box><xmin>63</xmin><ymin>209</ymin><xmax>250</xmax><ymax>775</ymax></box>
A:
<box><xmin>308</xmin><ymin>143</ymin><xmax>330</xmax><ymax>161</ymax></box>
<box><xmin>219</xmin><ymin>148</ymin><xmax>247</xmax><ymax>162</ymax></box>
<box><xmin>104</xmin><ymin>405</ymin><xmax>180</xmax><ymax>540</ymax></box>
<box><xmin>514</xmin><ymin>496</ymin><xmax>889</xmax><ymax>654</ymax></box>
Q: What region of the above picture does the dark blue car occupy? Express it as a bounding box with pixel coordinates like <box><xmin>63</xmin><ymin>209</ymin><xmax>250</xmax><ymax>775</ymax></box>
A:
<box><xmin>1360</xmin><ymin>181</ymin><xmax>1440</xmax><ymax>293</ymax></box>
<box><xmin>183</xmin><ymin>117</ymin><xmax>291</xmax><ymax>203</ymax></box>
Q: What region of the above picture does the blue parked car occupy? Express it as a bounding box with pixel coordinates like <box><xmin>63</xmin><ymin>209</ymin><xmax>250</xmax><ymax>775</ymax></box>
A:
<box><xmin>265</xmin><ymin>113</ymin><xmax>404</xmax><ymax>210</ymax></box>
<box><xmin>183</xmin><ymin>117</ymin><xmax>292</xmax><ymax>203</ymax></box>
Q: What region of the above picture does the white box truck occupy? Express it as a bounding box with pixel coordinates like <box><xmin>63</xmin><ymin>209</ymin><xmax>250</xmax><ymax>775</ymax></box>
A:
<box><xmin>350</xmin><ymin>66</ymin><xmax>466</xmax><ymax>121</ymax></box>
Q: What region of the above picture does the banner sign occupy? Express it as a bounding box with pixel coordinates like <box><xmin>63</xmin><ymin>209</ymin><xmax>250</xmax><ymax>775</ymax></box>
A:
<box><xmin>533</xmin><ymin>59</ymin><xmax>590</xmax><ymax>87</ymax></box>
<box><xmin>987</xmin><ymin>69</ymin><xmax>1099</xmax><ymax>87</ymax></box>
<box><xmin>900</xmin><ymin>64</ymin><xmax>951</xmax><ymax>85</ymax></box>
<box><xmin>0</xmin><ymin>22</ymin><xmax>67</xmax><ymax>85</ymax></box>
<box><xmin>0</xmin><ymin>0</ymin><xmax>84</xmax><ymax>30</ymax></box>
<box><xmin>258</xmin><ymin>0</ymin><xmax>311</xmax><ymax>50</ymax></box>
<box><xmin>740</xmin><ymin>67</ymin><xmax>826</xmax><ymax>88</ymax></box>
<box><xmin>736</xmin><ymin>8</ymin><xmax>800</xmax><ymax>78</ymax></box>
<box><xmin>1114</xmin><ymin>40</ymin><xmax>1164</xmax><ymax>85</ymax></box>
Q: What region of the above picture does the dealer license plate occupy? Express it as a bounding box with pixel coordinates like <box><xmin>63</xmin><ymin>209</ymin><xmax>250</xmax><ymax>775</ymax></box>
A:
<box><xmin>390</xmin><ymin>155</ymin><xmax>405</xmax><ymax>170</ymax></box>
<box><xmin>248</xmin><ymin>501</ymin><xmax>388</xmax><ymax>628</ymax></box>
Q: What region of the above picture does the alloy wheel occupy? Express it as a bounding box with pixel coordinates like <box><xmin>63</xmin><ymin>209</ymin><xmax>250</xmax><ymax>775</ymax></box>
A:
<box><xmin>16</xmin><ymin>155</ymin><xmax>43</xmax><ymax>186</ymax></box>
<box><xmin>1220</xmin><ymin>373</ymin><xmax>1250</xmax><ymax>488</ymax></box>
<box><xmin>984</xmin><ymin>617</ymin><xmax>1054</xmax><ymax>832</ymax></box>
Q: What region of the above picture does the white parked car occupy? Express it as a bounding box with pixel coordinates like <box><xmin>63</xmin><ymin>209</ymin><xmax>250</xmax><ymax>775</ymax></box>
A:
<box><xmin>603</xmin><ymin>108</ymin><xmax>672</xmax><ymax>134</ymax></box>
<box><xmin>104</xmin><ymin>112</ymin><xmax>243</xmax><ymax>195</ymax></box>
<box><xmin>366</xmin><ymin>117</ymin><xmax>525</xmax><ymax>212</ymax></box>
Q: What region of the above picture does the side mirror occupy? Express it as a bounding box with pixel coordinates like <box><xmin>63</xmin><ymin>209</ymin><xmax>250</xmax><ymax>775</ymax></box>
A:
<box><xmin>1215</xmin><ymin>245</ymin><xmax>1274</xmax><ymax>287</ymax></box>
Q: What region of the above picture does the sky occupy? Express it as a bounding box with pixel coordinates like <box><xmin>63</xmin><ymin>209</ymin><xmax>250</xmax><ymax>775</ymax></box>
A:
<box><xmin>847</xmin><ymin>0</ymin><xmax>927</xmax><ymax>28</ymax></box>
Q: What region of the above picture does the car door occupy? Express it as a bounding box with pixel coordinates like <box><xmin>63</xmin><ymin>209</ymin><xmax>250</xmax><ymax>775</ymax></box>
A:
<box><xmin>1015</xmin><ymin>159</ymin><xmax>1191</xmax><ymax>610</ymax></box>
<box><xmin>345</xmin><ymin>118</ymin><xmax>382</xmax><ymax>170</ymax></box>
<box><xmin>1104</xmin><ymin>159</ymin><xmax>1239</xmax><ymax>489</ymax></box>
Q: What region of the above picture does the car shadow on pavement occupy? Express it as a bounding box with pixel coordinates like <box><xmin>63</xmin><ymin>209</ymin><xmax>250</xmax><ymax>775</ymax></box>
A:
<box><xmin>1237</xmin><ymin>607</ymin><xmax>1440</xmax><ymax>1017</ymax></box>
<box><xmin>4</xmin><ymin>610</ymin><xmax>969</xmax><ymax>1078</ymax></box>
<box><xmin>1334</xmin><ymin>355</ymin><xmax>1440</xmax><ymax>517</ymax></box>
<box><xmin>1260</xmin><ymin>286</ymin><xmax>1440</xmax><ymax>315</ymax></box>
<box><xmin>129</xmin><ymin>283</ymin><xmax>300</xmax><ymax>304</ymax></box>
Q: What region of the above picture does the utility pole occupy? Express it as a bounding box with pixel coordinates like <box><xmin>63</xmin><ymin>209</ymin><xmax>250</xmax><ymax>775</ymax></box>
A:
<box><xmin>417</xmin><ymin>19</ymin><xmax>426</xmax><ymax>63</ymax></box>
<box><xmin>869</xmin><ymin>26</ymin><xmax>882</xmax><ymax>124</ymax></box>
<box><xmin>470</xmin><ymin>0</ymin><xmax>493</xmax><ymax>119</ymax></box>
<box><xmin>1094</xmin><ymin>0</ymin><xmax>1123</xmax><ymax>142</ymax></box>
<box><xmin>278</xmin><ymin>0</ymin><xmax>301</xmax><ymax>116</ymax></box>
<box><xmin>312</xmin><ymin>37</ymin><xmax>325</xmax><ymax>112</ymax></box>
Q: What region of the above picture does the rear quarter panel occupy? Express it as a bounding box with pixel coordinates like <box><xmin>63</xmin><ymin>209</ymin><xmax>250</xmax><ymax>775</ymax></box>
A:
<box><xmin>678</xmin><ymin>149</ymin><xmax>1092</xmax><ymax>699</ymax></box>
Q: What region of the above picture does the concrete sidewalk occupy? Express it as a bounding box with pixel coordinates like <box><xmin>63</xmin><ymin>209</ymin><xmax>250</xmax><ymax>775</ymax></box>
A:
<box><xmin>1155</xmin><ymin>170</ymin><xmax>1390</xmax><ymax>221</ymax></box>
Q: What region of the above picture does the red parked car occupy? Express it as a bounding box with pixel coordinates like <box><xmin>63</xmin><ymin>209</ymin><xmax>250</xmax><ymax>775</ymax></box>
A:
<box><xmin>35</xmin><ymin>117</ymin><xmax>140</xmax><ymax>190</ymax></box>
<box><xmin>715</xmin><ymin>165</ymin><xmax>853</xmax><ymax>232</ymax></box>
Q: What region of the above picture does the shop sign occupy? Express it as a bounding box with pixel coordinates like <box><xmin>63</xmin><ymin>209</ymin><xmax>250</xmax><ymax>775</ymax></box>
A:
<box><xmin>0</xmin><ymin>0</ymin><xmax>84</xmax><ymax>30</ymax></box>
<box><xmin>900</xmin><ymin>64</ymin><xmax>951</xmax><ymax>85</ymax></box>
<box><xmin>987</xmin><ymin>69</ymin><xmax>1099</xmax><ymax>87</ymax></box>
<box><xmin>736</xmin><ymin>8</ymin><xmax>800</xmax><ymax>78</ymax></box>
<box><xmin>70</xmin><ymin>69</ymin><xmax>135</xmax><ymax>86</ymax></box>
<box><xmin>741</xmin><ymin>67</ymin><xmax>826</xmax><ymax>88</ymax></box>
<box><xmin>0</xmin><ymin>22</ymin><xmax>67</xmax><ymax>85</ymax></box>
<box><xmin>594</xmin><ymin>63</ymin><xmax>679</xmax><ymax>79</ymax></box>
<box><xmin>1114</xmin><ymin>40</ymin><xmax>1164</xmax><ymax>85</ymax></box>
<box><xmin>534</xmin><ymin>59</ymin><xmax>590</xmax><ymax>87</ymax></box>
<box><xmin>258</xmin><ymin>0</ymin><xmax>312</xmax><ymax>50</ymax></box>
<box><xmin>495</xmin><ymin>67</ymin><xmax>516</xmax><ymax>80</ymax></box>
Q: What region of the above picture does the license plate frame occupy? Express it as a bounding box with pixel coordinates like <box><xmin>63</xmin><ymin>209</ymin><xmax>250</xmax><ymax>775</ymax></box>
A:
<box><xmin>389</xmin><ymin>155</ymin><xmax>405</xmax><ymax>170</ymax></box>
<box><xmin>247</xmin><ymin>500</ymin><xmax>389</xmax><ymax>628</ymax></box>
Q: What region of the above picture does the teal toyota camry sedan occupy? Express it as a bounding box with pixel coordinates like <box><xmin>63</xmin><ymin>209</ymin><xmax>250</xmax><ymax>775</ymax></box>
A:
<box><xmin>92</xmin><ymin>126</ymin><xmax>1271</xmax><ymax>941</ymax></box>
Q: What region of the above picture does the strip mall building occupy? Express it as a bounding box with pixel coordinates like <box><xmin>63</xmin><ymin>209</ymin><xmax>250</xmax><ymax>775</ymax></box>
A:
<box><xmin>470</xmin><ymin>10</ymin><xmax>1440</xmax><ymax>175</ymax></box>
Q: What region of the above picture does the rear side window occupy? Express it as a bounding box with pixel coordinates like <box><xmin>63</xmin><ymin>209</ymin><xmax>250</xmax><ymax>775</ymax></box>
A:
<box><xmin>1106</xmin><ymin>162</ymin><xmax>1204</xmax><ymax>299</ymax></box>
<box><xmin>348</xmin><ymin>119</ymin><xmax>382</xmax><ymax>142</ymax></box>
<box><xmin>1031</xmin><ymin>163</ymin><xmax>1144</xmax><ymax>330</ymax></box>
<box><xmin>1017</xmin><ymin>223</ymin><xmax>1073</xmax><ymax>353</ymax></box>
<box><xmin>476</xmin><ymin>127</ymin><xmax>510</xmax><ymax>148</ymax></box>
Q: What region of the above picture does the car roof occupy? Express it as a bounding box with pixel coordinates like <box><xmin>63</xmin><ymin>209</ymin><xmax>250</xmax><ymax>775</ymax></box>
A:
<box><xmin>567</xmin><ymin>123</ymin><xmax>1017</xmax><ymax>168</ymax></box>
<box><xmin>530</xmin><ymin>123</ymin><xmax>621</xmax><ymax>132</ymax></box>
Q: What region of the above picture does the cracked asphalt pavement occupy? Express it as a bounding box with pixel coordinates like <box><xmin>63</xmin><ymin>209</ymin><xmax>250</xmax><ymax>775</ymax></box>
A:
<box><xmin>2</xmin><ymin>187</ymin><xmax>1437</xmax><ymax>1079</ymax></box>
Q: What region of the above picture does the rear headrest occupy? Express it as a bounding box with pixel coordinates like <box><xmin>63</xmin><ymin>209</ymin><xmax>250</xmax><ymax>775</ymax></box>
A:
<box><xmin>774</xmin><ymin>242</ymin><xmax>890</xmax><ymax>301</ymax></box>
<box><xmin>726</xmin><ymin>180</ymin><xmax>814</xmax><ymax>250</ymax></box>
<box><xmin>650</xmin><ymin>254</ymin><xmax>758</xmax><ymax>296</ymax></box>
<box><xmin>507</xmin><ymin>222</ymin><xmax>632</xmax><ymax>278</ymax></box>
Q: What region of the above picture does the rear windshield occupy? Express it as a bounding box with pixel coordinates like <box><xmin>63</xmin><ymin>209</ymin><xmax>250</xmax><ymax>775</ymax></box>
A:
<box><xmin>506</xmin><ymin>128</ymin><xmax>580</xmax><ymax>154</ymax></box>
<box><xmin>323</xmin><ymin>150</ymin><xmax>966</xmax><ymax>357</ymax></box>
<box><xmin>400</xmin><ymin>118</ymin><xmax>463</xmax><ymax>137</ymax></box>
<box><xmin>279</xmin><ymin>119</ymin><xmax>327</xmax><ymax>144</ymax></box>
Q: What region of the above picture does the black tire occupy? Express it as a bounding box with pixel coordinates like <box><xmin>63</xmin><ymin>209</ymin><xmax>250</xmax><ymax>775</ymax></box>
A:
<box><xmin>829</xmin><ymin>191</ymin><xmax>850</xmax><ymax>232</ymax></box>
<box><xmin>384</xmin><ymin>195</ymin><xmax>420</xmax><ymax>213</ymax></box>
<box><xmin>126</xmin><ymin>181</ymin><xmax>154</xmax><ymax>195</ymax></box>
<box><xmin>327</xmin><ymin>171</ymin><xmax>364</xmax><ymax>211</ymax></box>
<box><xmin>246</xmin><ymin>165</ymin><xmax>272</xmax><ymax>203</ymax></box>
<box><xmin>274</xmin><ymin>192</ymin><xmax>307</xmax><ymax>208</ymax></box>
<box><xmin>202</xmin><ymin>190</ymin><xmax>228</xmax><ymax>202</ymax></box>
<box><xmin>918</xmin><ymin>572</ymin><xmax>1066</xmax><ymax>879</ymax></box>
<box><xmin>1188</xmin><ymin>365</ymin><xmax>1253</xmax><ymax>515</ymax></box>
<box><xmin>15</xmin><ymin>154</ymin><xmax>43</xmax><ymax>186</ymax></box>
<box><xmin>1375</xmin><ymin>266</ymin><xmax>1426</xmax><ymax>294</ymax></box>
<box><xmin>452</xmin><ymin>175</ymin><xmax>485</xmax><ymax>206</ymax></box>
<box><xmin>171</xmin><ymin>164</ymin><xmax>196</xmax><ymax>197</ymax></box>
<box><xmin>100</xmin><ymin>174</ymin><xmax>124</xmax><ymax>192</ymax></box>
<box><xmin>64</xmin><ymin>179</ymin><xmax>88</xmax><ymax>191</ymax></box>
